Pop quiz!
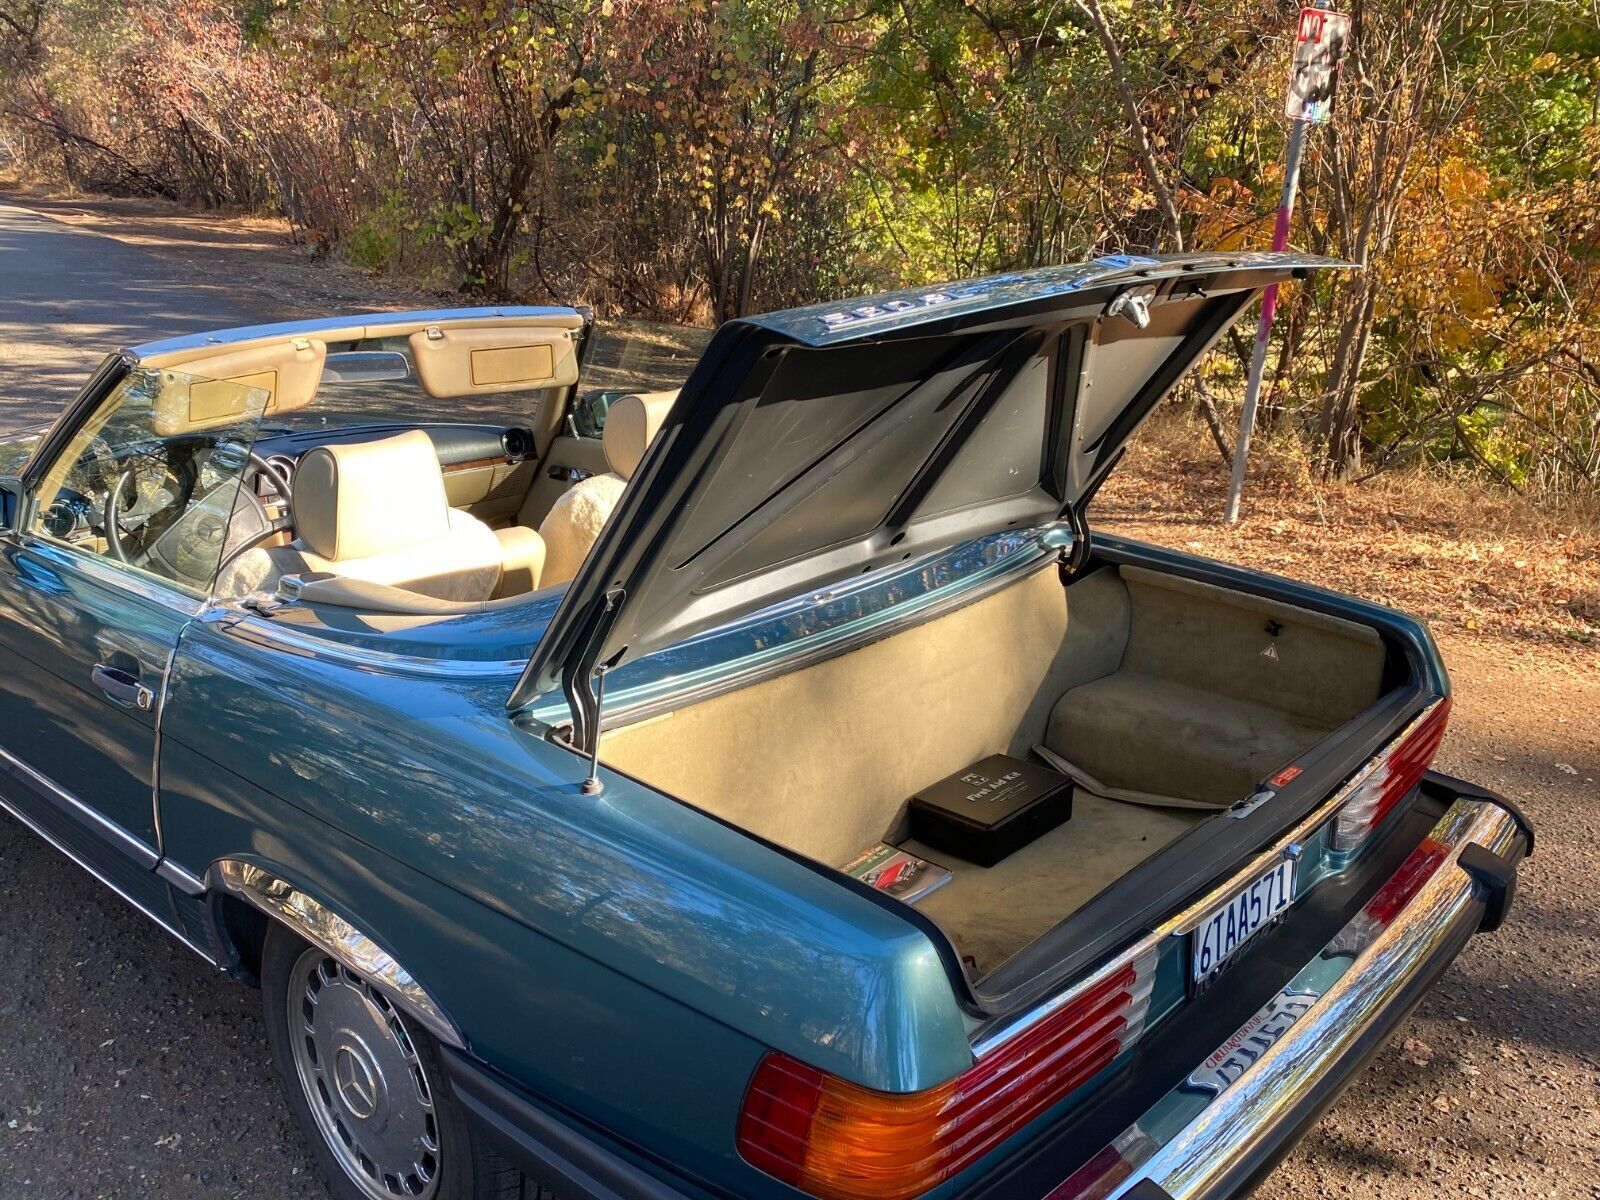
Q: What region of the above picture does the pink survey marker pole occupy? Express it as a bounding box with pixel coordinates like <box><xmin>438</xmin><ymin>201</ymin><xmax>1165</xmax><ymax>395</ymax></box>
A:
<box><xmin>1224</xmin><ymin>3</ymin><xmax>1350</xmax><ymax>523</ymax></box>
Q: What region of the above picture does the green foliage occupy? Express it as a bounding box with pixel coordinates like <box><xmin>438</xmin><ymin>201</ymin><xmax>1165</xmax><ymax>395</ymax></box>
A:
<box><xmin>2</xmin><ymin>0</ymin><xmax>1595</xmax><ymax>493</ymax></box>
<box><xmin>342</xmin><ymin>193</ymin><xmax>412</xmax><ymax>273</ymax></box>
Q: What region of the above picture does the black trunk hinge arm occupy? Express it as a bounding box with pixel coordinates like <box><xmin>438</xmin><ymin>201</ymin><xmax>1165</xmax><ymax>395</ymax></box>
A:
<box><xmin>1061</xmin><ymin>504</ymin><xmax>1093</xmax><ymax>580</ymax></box>
<box><xmin>560</xmin><ymin>585</ymin><xmax>625</xmax><ymax>794</ymax></box>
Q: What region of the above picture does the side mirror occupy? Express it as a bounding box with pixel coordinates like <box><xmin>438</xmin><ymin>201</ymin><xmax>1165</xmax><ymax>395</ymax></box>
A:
<box><xmin>0</xmin><ymin>477</ymin><xmax>20</xmax><ymax>531</ymax></box>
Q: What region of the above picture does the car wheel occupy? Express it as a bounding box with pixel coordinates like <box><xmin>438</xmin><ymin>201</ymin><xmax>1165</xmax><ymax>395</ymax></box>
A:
<box><xmin>261</xmin><ymin>923</ymin><xmax>551</xmax><ymax>1200</ymax></box>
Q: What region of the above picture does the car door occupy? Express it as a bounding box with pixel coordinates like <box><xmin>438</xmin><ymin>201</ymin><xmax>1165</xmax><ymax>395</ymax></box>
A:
<box><xmin>0</xmin><ymin>359</ymin><xmax>267</xmax><ymax>917</ymax></box>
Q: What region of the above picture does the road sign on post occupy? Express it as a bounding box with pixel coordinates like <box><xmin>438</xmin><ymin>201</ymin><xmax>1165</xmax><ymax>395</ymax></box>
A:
<box><xmin>1286</xmin><ymin>6</ymin><xmax>1352</xmax><ymax>123</ymax></box>
<box><xmin>1224</xmin><ymin>4</ymin><xmax>1350</xmax><ymax>523</ymax></box>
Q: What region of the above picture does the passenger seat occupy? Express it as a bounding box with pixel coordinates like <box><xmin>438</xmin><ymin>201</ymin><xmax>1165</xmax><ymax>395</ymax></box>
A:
<box><xmin>218</xmin><ymin>430</ymin><xmax>544</xmax><ymax>601</ymax></box>
<box><xmin>537</xmin><ymin>390</ymin><xmax>676</xmax><ymax>586</ymax></box>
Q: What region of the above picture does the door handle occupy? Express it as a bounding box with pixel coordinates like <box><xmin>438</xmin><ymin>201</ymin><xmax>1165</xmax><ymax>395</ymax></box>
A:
<box><xmin>92</xmin><ymin>663</ymin><xmax>155</xmax><ymax>711</ymax></box>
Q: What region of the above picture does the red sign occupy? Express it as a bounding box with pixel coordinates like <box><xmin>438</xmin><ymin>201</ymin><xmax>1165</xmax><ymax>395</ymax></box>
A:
<box><xmin>1286</xmin><ymin>7</ymin><xmax>1351</xmax><ymax>123</ymax></box>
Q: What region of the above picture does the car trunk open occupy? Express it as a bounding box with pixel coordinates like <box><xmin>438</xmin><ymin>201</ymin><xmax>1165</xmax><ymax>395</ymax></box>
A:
<box><xmin>597</xmin><ymin>554</ymin><xmax>1395</xmax><ymax>976</ymax></box>
<box><xmin>512</xmin><ymin>250</ymin><xmax>1391</xmax><ymax>989</ymax></box>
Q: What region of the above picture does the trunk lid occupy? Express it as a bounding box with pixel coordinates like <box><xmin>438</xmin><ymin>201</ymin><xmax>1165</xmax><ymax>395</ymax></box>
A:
<box><xmin>512</xmin><ymin>251</ymin><xmax>1350</xmax><ymax>717</ymax></box>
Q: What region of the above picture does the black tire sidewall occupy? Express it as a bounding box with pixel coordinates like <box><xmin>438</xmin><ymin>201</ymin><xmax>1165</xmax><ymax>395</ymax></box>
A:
<box><xmin>260</xmin><ymin>923</ymin><xmax>480</xmax><ymax>1200</ymax></box>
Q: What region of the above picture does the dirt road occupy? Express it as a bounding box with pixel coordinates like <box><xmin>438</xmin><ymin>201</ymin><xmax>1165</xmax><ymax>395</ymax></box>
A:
<box><xmin>0</xmin><ymin>193</ymin><xmax>1594</xmax><ymax>1199</ymax></box>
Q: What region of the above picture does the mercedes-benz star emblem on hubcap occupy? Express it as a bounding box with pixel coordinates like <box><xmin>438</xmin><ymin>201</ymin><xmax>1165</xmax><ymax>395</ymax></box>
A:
<box><xmin>334</xmin><ymin>1043</ymin><xmax>380</xmax><ymax>1119</ymax></box>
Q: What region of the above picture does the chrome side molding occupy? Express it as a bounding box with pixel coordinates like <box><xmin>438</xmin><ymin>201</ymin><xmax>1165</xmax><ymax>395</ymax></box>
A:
<box><xmin>0</xmin><ymin>787</ymin><xmax>217</xmax><ymax>967</ymax></box>
<box><xmin>212</xmin><ymin>859</ymin><xmax>465</xmax><ymax>1049</ymax></box>
<box><xmin>155</xmin><ymin>857</ymin><xmax>207</xmax><ymax>896</ymax></box>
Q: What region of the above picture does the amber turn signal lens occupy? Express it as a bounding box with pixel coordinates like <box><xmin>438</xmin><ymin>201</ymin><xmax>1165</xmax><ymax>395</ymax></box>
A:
<box><xmin>737</xmin><ymin>956</ymin><xmax>1156</xmax><ymax>1200</ymax></box>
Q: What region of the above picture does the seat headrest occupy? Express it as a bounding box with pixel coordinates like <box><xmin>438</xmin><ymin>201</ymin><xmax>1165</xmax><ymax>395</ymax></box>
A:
<box><xmin>293</xmin><ymin>430</ymin><xmax>450</xmax><ymax>561</ymax></box>
<box><xmin>602</xmin><ymin>390</ymin><xmax>678</xmax><ymax>480</ymax></box>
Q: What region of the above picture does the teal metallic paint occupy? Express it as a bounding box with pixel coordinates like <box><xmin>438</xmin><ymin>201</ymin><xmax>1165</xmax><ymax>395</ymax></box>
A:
<box><xmin>157</xmin><ymin>611</ymin><xmax>976</xmax><ymax>1096</ymax></box>
<box><xmin>155</xmin><ymin>736</ymin><xmax>780</xmax><ymax>1196</ymax></box>
<box><xmin>0</xmin><ymin>533</ymin><xmax>195</xmax><ymax>884</ymax></box>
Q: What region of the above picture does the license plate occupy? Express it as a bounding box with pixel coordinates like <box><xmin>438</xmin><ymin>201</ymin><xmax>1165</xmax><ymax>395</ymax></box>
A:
<box><xmin>1190</xmin><ymin>857</ymin><xmax>1296</xmax><ymax>987</ymax></box>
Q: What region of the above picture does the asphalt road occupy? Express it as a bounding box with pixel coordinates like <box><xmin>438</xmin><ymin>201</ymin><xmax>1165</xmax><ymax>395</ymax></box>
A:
<box><xmin>0</xmin><ymin>201</ymin><xmax>261</xmax><ymax>428</ymax></box>
<box><xmin>0</xmin><ymin>197</ymin><xmax>1595</xmax><ymax>1200</ymax></box>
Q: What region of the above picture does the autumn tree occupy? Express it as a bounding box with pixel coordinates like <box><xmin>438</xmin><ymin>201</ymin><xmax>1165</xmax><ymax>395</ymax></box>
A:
<box><xmin>279</xmin><ymin>0</ymin><xmax>610</xmax><ymax>293</ymax></box>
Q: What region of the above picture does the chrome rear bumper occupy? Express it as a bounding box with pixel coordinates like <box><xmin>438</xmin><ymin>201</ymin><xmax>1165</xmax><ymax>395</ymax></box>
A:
<box><xmin>1051</xmin><ymin>788</ymin><xmax>1528</xmax><ymax>1200</ymax></box>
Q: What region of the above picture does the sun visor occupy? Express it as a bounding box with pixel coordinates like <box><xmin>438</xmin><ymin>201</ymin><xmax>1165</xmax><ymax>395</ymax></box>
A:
<box><xmin>150</xmin><ymin>337</ymin><xmax>326</xmax><ymax>436</ymax></box>
<box><xmin>408</xmin><ymin>325</ymin><xmax>579</xmax><ymax>398</ymax></box>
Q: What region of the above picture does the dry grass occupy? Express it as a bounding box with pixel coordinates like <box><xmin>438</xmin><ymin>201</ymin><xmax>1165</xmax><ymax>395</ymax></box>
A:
<box><xmin>1097</xmin><ymin>411</ymin><xmax>1600</xmax><ymax>655</ymax></box>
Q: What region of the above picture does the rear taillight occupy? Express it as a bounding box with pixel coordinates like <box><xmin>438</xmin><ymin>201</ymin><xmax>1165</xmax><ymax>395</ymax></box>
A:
<box><xmin>1331</xmin><ymin>698</ymin><xmax>1451</xmax><ymax>852</ymax></box>
<box><xmin>736</xmin><ymin>948</ymin><xmax>1157</xmax><ymax>1200</ymax></box>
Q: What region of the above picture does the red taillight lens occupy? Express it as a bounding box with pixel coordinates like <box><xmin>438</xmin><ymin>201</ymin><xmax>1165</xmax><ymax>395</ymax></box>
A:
<box><xmin>1331</xmin><ymin>698</ymin><xmax>1451</xmax><ymax>852</ymax></box>
<box><xmin>736</xmin><ymin>950</ymin><xmax>1157</xmax><ymax>1200</ymax></box>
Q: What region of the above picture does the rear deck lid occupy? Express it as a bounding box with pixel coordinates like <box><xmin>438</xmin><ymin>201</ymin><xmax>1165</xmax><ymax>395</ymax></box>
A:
<box><xmin>512</xmin><ymin>252</ymin><xmax>1349</xmax><ymax>714</ymax></box>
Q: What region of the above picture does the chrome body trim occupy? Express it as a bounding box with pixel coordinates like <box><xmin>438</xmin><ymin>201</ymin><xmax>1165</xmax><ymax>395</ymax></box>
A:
<box><xmin>18</xmin><ymin>535</ymin><xmax>208</xmax><ymax>615</ymax></box>
<box><xmin>155</xmin><ymin>857</ymin><xmax>207</xmax><ymax>897</ymax></box>
<box><xmin>0</xmin><ymin>742</ymin><xmax>160</xmax><ymax>869</ymax></box>
<box><xmin>525</xmin><ymin>528</ymin><xmax>1055</xmax><ymax>732</ymax></box>
<box><xmin>213</xmin><ymin>860</ymin><xmax>466</xmax><ymax>1050</ymax></box>
<box><xmin>970</xmin><ymin>700</ymin><xmax>1447</xmax><ymax>1058</ymax></box>
<box><xmin>1053</xmin><ymin>796</ymin><xmax>1521</xmax><ymax>1200</ymax></box>
<box><xmin>210</xmin><ymin>607</ymin><xmax>529</xmax><ymax>679</ymax></box>
<box><xmin>0</xmin><ymin>779</ymin><xmax>216</xmax><ymax>965</ymax></box>
<box><xmin>149</xmin><ymin>638</ymin><xmax>181</xmax><ymax>857</ymax></box>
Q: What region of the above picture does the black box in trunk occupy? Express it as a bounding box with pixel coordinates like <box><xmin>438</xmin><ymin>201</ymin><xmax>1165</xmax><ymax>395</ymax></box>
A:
<box><xmin>908</xmin><ymin>754</ymin><xmax>1072</xmax><ymax>867</ymax></box>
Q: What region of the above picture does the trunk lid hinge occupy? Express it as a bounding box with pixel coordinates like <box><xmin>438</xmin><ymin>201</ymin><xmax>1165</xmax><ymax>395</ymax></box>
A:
<box><xmin>560</xmin><ymin>585</ymin><xmax>626</xmax><ymax>795</ymax></box>
<box><xmin>1105</xmin><ymin>284</ymin><xmax>1159</xmax><ymax>329</ymax></box>
<box><xmin>1043</xmin><ymin>507</ymin><xmax>1093</xmax><ymax>582</ymax></box>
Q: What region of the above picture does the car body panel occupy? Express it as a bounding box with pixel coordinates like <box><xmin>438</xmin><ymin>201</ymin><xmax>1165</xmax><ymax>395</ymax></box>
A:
<box><xmin>0</xmin><ymin>534</ymin><xmax>192</xmax><ymax>861</ymax></box>
<box><xmin>155</xmin><ymin>731</ymin><xmax>786</xmax><ymax>1195</ymax></box>
<box><xmin>157</xmin><ymin>610</ymin><xmax>976</xmax><ymax>1094</ymax></box>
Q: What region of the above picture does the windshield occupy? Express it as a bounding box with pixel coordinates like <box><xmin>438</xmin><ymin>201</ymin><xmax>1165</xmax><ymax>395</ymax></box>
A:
<box><xmin>569</xmin><ymin>320</ymin><xmax>713</xmax><ymax>438</ymax></box>
<box><xmin>254</xmin><ymin>322</ymin><xmax>714</xmax><ymax>440</ymax></box>
<box><xmin>260</xmin><ymin>334</ymin><xmax>554</xmax><ymax>434</ymax></box>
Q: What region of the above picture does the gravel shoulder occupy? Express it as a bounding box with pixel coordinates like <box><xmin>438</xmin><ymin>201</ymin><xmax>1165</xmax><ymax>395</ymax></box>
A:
<box><xmin>0</xmin><ymin>190</ymin><xmax>1595</xmax><ymax>1200</ymax></box>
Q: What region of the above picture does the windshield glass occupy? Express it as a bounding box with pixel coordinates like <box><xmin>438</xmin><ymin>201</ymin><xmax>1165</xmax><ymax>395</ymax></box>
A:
<box><xmin>262</xmin><ymin>334</ymin><xmax>554</xmax><ymax>433</ymax></box>
<box><xmin>570</xmin><ymin>320</ymin><xmax>712</xmax><ymax>438</ymax></box>
<box><xmin>251</xmin><ymin>322</ymin><xmax>713</xmax><ymax>440</ymax></box>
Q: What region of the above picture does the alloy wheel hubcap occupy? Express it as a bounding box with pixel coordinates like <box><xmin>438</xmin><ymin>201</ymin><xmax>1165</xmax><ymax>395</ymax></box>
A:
<box><xmin>287</xmin><ymin>950</ymin><xmax>441</xmax><ymax>1199</ymax></box>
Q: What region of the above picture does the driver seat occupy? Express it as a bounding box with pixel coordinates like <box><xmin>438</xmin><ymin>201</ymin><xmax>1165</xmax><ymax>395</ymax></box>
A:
<box><xmin>216</xmin><ymin>430</ymin><xmax>521</xmax><ymax>601</ymax></box>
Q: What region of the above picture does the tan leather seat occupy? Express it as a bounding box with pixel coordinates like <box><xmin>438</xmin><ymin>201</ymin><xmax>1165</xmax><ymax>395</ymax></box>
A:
<box><xmin>217</xmin><ymin>430</ymin><xmax>540</xmax><ymax>601</ymax></box>
<box><xmin>537</xmin><ymin>390</ymin><xmax>676</xmax><ymax>586</ymax></box>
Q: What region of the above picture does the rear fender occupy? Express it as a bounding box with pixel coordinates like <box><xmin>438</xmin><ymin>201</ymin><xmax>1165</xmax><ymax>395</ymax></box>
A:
<box><xmin>206</xmin><ymin>856</ymin><xmax>465</xmax><ymax>1049</ymax></box>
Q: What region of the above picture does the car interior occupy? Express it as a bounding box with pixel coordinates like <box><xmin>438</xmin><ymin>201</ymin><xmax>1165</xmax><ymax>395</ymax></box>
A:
<box><xmin>30</xmin><ymin>312</ymin><xmax>691</xmax><ymax>611</ymax></box>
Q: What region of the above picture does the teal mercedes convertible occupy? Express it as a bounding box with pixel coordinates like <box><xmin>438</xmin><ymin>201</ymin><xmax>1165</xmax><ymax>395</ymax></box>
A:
<box><xmin>0</xmin><ymin>253</ymin><xmax>1531</xmax><ymax>1200</ymax></box>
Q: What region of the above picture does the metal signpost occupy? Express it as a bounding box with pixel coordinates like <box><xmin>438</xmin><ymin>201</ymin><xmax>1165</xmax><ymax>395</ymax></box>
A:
<box><xmin>1223</xmin><ymin>3</ymin><xmax>1351</xmax><ymax>523</ymax></box>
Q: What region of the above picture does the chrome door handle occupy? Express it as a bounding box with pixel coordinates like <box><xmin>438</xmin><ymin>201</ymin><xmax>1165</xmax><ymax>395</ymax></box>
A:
<box><xmin>92</xmin><ymin>663</ymin><xmax>155</xmax><ymax>711</ymax></box>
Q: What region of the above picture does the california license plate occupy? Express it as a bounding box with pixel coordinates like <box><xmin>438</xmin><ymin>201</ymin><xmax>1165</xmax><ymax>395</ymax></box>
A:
<box><xmin>1190</xmin><ymin>857</ymin><xmax>1296</xmax><ymax>987</ymax></box>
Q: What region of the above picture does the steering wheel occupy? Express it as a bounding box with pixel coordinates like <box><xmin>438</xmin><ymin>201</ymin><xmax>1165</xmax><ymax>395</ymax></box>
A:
<box><xmin>105</xmin><ymin>444</ymin><xmax>293</xmax><ymax>566</ymax></box>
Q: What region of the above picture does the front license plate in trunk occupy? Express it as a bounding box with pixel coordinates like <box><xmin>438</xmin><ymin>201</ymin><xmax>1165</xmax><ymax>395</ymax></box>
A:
<box><xmin>1191</xmin><ymin>858</ymin><xmax>1297</xmax><ymax>987</ymax></box>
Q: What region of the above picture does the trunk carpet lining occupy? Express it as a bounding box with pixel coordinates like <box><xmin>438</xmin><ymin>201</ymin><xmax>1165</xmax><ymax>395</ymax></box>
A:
<box><xmin>905</xmin><ymin>796</ymin><xmax>1206</xmax><ymax>975</ymax></box>
<box><xmin>599</xmin><ymin>558</ymin><xmax>1388</xmax><ymax>967</ymax></box>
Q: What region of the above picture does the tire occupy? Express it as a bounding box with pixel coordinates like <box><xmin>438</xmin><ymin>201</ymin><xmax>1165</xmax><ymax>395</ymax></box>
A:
<box><xmin>261</xmin><ymin>922</ymin><xmax>553</xmax><ymax>1200</ymax></box>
